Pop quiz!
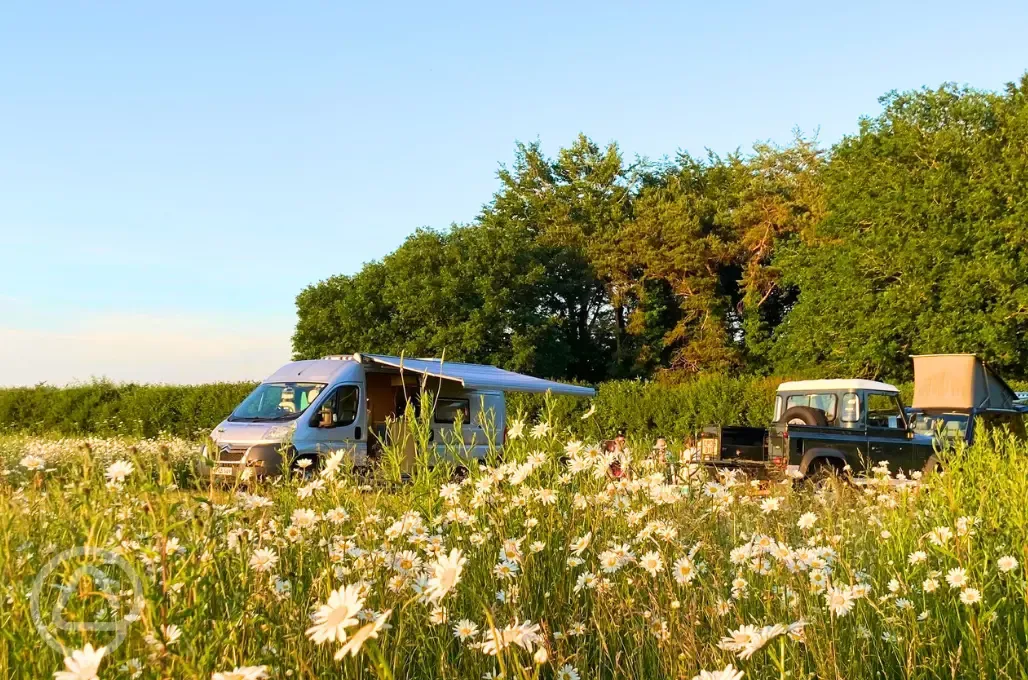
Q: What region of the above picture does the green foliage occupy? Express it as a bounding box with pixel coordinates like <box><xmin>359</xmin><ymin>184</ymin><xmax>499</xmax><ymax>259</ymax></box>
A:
<box><xmin>294</xmin><ymin>73</ymin><xmax>1028</xmax><ymax>385</ymax></box>
<box><xmin>772</xmin><ymin>76</ymin><xmax>1028</xmax><ymax>380</ymax></box>
<box><xmin>0</xmin><ymin>380</ymin><xmax>256</xmax><ymax>438</ymax></box>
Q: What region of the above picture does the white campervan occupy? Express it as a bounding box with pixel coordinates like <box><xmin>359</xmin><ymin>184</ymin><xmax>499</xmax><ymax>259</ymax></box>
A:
<box><xmin>205</xmin><ymin>353</ymin><xmax>594</xmax><ymax>478</ymax></box>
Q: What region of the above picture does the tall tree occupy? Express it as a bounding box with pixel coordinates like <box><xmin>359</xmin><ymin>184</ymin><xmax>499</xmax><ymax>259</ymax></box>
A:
<box><xmin>772</xmin><ymin>77</ymin><xmax>1028</xmax><ymax>380</ymax></box>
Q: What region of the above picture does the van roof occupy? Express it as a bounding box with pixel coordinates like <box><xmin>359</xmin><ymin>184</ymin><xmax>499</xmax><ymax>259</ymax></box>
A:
<box><xmin>262</xmin><ymin>355</ymin><xmax>596</xmax><ymax>398</ymax></box>
<box><xmin>777</xmin><ymin>379</ymin><xmax>899</xmax><ymax>394</ymax></box>
<box><xmin>264</xmin><ymin>358</ymin><xmax>360</xmax><ymax>384</ymax></box>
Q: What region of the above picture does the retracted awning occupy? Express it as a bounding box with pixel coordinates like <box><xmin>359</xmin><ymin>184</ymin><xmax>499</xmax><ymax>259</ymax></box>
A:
<box><xmin>358</xmin><ymin>354</ymin><xmax>595</xmax><ymax>397</ymax></box>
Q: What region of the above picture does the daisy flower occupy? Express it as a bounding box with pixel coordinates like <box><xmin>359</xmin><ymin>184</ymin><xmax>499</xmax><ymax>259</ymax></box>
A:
<box><xmin>54</xmin><ymin>644</ymin><xmax>106</xmax><ymax>680</ymax></box>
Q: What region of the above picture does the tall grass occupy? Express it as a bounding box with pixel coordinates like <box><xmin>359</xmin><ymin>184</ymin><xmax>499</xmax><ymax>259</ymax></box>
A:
<box><xmin>0</xmin><ymin>412</ymin><xmax>1026</xmax><ymax>679</ymax></box>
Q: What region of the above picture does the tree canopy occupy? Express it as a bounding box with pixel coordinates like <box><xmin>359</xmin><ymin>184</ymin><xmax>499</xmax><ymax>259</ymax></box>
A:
<box><xmin>295</xmin><ymin>74</ymin><xmax>1028</xmax><ymax>383</ymax></box>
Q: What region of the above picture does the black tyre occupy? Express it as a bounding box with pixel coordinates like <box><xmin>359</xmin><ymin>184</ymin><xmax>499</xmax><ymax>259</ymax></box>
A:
<box><xmin>805</xmin><ymin>457</ymin><xmax>844</xmax><ymax>486</ymax></box>
<box><xmin>922</xmin><ymin>455</ymin><xmax>943</xmax><ymax>476</ymax></box>
<box><xmin>778</xmin><ymin>406</ymin><xmax>829</xmax><ymax>427</ymax></box>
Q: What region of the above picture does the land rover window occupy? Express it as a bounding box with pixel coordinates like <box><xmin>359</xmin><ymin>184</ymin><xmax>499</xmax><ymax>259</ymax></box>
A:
<box><xmin>312</xmin><ymin>385</ymin><xmax>359</xmax><ymax>428</ymax></box>
<box><xmin>866</xmin><ymin>393</ymin><xmax>903</xmax><ymax>428</ymax></box>
<box><xmin>785</xmin><ymin>393</ymin><xmax>838</xmax><ymax>421</ymax></box>
<box><xmin>435</xmin><ymin>398</ymin><xmax>471</xmax><ymax>424</ymax></box>
<box><xmin>841</xmin><ymin>393</ymin><xmax>861</xmax><ymax>423</ymax></box>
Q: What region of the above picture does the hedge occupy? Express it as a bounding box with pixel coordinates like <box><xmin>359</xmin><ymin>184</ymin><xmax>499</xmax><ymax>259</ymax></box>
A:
<box><xmin>3</xmin><ymin>376</ymin><xmax>1023</xmax><ymax>441</ymax></box>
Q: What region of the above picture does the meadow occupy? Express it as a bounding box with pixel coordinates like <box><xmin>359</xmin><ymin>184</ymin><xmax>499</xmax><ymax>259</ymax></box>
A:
<box><xmin>1</xmin><ymin>410</ymin><xmax>1027</xmax><ymax>680</ymax></box>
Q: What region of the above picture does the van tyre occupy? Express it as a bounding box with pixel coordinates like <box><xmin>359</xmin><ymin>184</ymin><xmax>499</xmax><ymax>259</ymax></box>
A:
<box><xmin>778</xmin><ymin>406</ymin><xmax>829</xmax><ymax>427</ymax></box>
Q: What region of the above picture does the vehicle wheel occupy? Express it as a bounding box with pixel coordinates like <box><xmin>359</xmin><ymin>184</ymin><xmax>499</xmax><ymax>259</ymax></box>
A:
<box><xmin>805</xmin><ymin>458</ymin><xmax>844</xmax><ymax>486</ymax></box>
<box><xmin>778</xmin><ymin>406</ymin><xmax>829</xmax><ymax>427</ymax></box>
<box><xmin>451</xmin><ymin>465</ymin><xmax>470</xmax><ymax>483</ymax></box>
<box><xmin>922</xmin><ymin>455</ymin><xmax>943</xmax><ymax>476</ymax></box>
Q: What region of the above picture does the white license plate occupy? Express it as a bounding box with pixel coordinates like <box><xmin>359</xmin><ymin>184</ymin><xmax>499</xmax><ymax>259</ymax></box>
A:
<box><xmin>214</xmin><ymin>466</ymin><xmax>235</xmax><ymax>476</ymax></box>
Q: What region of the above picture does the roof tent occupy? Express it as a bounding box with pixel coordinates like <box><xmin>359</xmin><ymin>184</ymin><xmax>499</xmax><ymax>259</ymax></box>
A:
<box><xmin>353</xmin><ymin>354</ymin><xmax>596</xmax><ymax>398</ymax></box>
<box><xmin>911</xmin><ymin>354</ymin><xmax>1018</xmax><ymax>411</ymax></box>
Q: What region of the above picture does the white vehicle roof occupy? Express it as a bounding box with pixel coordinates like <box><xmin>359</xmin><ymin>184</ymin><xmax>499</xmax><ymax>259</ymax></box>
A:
<box><xmin>359</xmin><ymin>354</ymin><xmax>596</xmax><ymax>397</ymax></box>
<box><xmin>777</xmin><ymin>379</ymin><xmax>899</xmax><ymax>394</ymax></box>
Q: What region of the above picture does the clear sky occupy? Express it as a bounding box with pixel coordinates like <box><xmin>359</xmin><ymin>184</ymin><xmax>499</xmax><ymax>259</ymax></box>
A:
<box><xmin>2</xmin><ymin>1</ymin><xmax>1027</xmax><ymax>386</ymax></box>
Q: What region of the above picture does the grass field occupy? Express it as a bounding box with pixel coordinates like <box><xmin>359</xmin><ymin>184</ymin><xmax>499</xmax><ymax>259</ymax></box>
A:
<box><xmin>1</xmin><ymin>414</ymin><xmax>1027</xmax><ymax>680</ymax></box>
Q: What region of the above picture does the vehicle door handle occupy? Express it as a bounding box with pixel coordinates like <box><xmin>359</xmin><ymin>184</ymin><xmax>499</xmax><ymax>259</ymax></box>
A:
<box><xmin>355</xmin><ymin>426</ymin><xmax>362</xmax><ymax>441</ymax></box>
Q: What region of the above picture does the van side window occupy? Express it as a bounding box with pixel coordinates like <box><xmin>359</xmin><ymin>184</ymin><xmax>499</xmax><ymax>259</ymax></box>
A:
<box><xmin>312</xmin><ymin>385</ymin><xmax>359</xmax><ymax>428</ymax></box>
<box><xmin>866</xmin><ymin>393</ymin><xmax>903</xmax><ymax>428</ymax></box>
<box><xmin>841</xmin><ymin>393</ymin><xmax>860</xmax><ymax>423</ymax></box>
<box><xmin>435</xmin><ymin>398</ymin><xmax>471</xmax><ymax>424</ymax></box>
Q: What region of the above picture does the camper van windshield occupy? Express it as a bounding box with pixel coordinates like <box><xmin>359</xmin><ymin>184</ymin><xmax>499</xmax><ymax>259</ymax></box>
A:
<box><xmin>910</xmin><ymin>412</ymin><xmax>969</xmax><ymax>439</ymax></box>
<box><xmin>229</xmin><ymin>382</ymin><xmax>326</xmax><ymax>422</ymax></box>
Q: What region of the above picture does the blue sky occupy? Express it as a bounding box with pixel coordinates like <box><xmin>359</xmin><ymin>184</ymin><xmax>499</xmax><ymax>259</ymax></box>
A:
<box><xmin>2</xmin><ymin>1</ymin><xmax>1027</xmax><ymax>385</ymax></box>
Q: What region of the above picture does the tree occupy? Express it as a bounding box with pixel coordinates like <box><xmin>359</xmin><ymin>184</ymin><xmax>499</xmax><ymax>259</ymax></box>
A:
<box><xmin>772</xmin><ymin>76</ymin><xmax>1028</xmax><ymax>380</ymax></box>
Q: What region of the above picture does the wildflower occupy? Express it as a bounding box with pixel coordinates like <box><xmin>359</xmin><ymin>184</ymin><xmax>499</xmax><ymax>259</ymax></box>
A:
<box><xmin>922</xmin><ymin>578</ymin><xmax>939</xmax><ymax>593</ymax></box>
<box><xmin>565</xmin><ymin>440</ymin><xmax>584</xmax><ymax>456</ymax></box>
<box><xmin>557</xmin><ymin>664</ymin><xmax>581</xmax><ymax>680</ymax></box>
<box><xmin>291</xmin><ymin>508</ymin><xmax>318</xmax><ymax>529</ymax></box>
<box><xmin>453</xmin><ymin>619</ymin><xmax>479</xmax><ymax>641</ymax></box>
<box><xmin>945</xmin><ymin>567</ymin><xmax>968</xmax><ymax>589</ymax></box>
<box><xmin>908</xmin><ymin>551</ymin><xmax>927</xmax><ymax>565</ymax></box>
<box><xmin>533</xmin><ymin>646</ymin><xmax>549</xmax><ymax>664</ymax></box>
<box><xmin>530</xmin><ymin>422</ymin><xmax>551</xmax><ymax>439</ymax></box>
<box><xmin>429</xmin><ymin>606</ymin><xmax>448</xmax><ymax>625</ymax></box>
<box><xmin>161</xmin><ymin>624</ymin><xmax>182</xmax><ymax>646</ymax></box>
<box><xmin>105</xmin><ymin>460</ymin><xmax>134</xmax><ymax>484</ymax></box>
<box><xmin>691</xmin><ymin>665</ymin><xmax>744</xmax><ymax>680</ymax></box>
<box><xmin>306</xmin><ymin>584</ymin><xmax>364</xmax><ymax>645</ymax></box>
<box><xmin>507</xmin><ymin>419</ymin><xmax>525</xmax><ymax>440</ymax></box>
<box><xmin>928</xmin><ymin>526</ymin><xmax>953</xmax><ymax>546</ymax></box>
<box><xmin>320</xmin><ymin>449</ymin><xmax>347</xmax><ymax>479</ymax></box>
<box><xmin>797</xmin><ymin>512</ymin><xmax>817</xmax><ymax>530</ymax></box>
<box><xmin>54</xmin><ymin>643</ymin><xmax>106</xmax><ymax>680</ymax></box>
<box><xmin>574</xmin><ymin>571</ymin><xmax>598</xmax><ymax>593</ymax></box>
<box><xmin>998</xmin><ymin>556</ymin><xmax>1019</xmax><ymax>573</ymax></box>
<box><xmin>530</xmin><ymin>541</ymin><xmax>545</xmax><ymax>553</ymax></box>
<box><xmin>296</xmin><ymin>458</ymin><xmax>313</xmax><ymax>469</ymax></box>
<box><xmin>569</xmin><ymin>532</ymin><xmax>592</xmax><ymax>556</ymax></box>
<box><xmin>335</xmin><ymin>609</ymin><xmax>392</xmax><ymax>659</ymax></box>
<box><xmin>673</xmin><ymin>556</ymin><xmax>696</xmax><ymax>584</ymax></box>
<box><xmin>248</xmin><ymin>548</ymin><xmax>278</xmax><ymax>573</ymax></box>
<box><xmin>639</xmin><ymin>551</ymin><xmax>664</xmax><ymax>576</ymax></box>
<box><xmin>212</xmin><ymin>667</ymin><xmax>268</xmax><ymax>680</ymax></box>
<box><xmin>20</xmin><ymin>454</ymin><xmax>46</xmax><ymax>471</ymax></box>
<box><xmin>959</xmin><ymin>588</ymin><xmax>981</xmax><ymax>605</ymax></box>
<box><xmin>825</xmin><ymin>586</ymin><xmax>856</xmax><ymax>617</ymax></box>
<box><xmin>426</xmin><ymin>548</ymin><xmax>465</xmax><ymax>602</ymax></box>
<box><xmin>760</xmin><ymin>497</ymin><xmax>781</xmax><ymax>514</ymax></box>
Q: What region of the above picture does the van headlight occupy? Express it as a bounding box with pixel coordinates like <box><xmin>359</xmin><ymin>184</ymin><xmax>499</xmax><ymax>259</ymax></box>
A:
<box><xmin>265</xmin><ymin>424</ymin><xmax>294</xmax><ymax>440</ymax></box>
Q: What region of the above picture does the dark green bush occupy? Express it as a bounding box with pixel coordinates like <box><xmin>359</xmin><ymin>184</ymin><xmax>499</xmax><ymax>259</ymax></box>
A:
<box><xmin>0</xmin><ymin>380</ymin><xmax>257</xmax><ymax>438</ymax></box>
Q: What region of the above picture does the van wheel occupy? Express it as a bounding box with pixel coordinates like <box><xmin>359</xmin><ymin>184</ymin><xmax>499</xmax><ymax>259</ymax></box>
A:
<box><xmin>779</xmin><ymin>406</ymin><xmax>829</xmax><ymax>427</ymax></box>
<box><xmin>451</xmin><ymin>465</ymin><xmax>470</xmax><ymax>483</ymax></box>
<box><xmin>806</xmin><ymin>458</ymin><xmax>844</xmax><ymax>487</ymax></box>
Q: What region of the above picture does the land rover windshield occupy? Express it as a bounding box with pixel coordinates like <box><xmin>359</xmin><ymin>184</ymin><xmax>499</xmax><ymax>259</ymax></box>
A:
<box><xmin>228</xmin><ymin>382</ymin><xmax>326</xmax><ymax>422</ymax></box>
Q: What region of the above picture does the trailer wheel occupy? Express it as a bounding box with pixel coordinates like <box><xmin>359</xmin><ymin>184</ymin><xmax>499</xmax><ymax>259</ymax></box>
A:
<box><xmin>778</xmin><ymin>406</ymin><xmax>829</xmax><ymax>427</ymax></box>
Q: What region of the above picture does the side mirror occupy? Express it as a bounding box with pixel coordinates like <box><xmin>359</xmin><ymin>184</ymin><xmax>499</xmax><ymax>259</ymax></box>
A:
<box><xmin>317</xmin><ymin>406</ymin><xmax>334</xmax><ymax>428</ymax></box>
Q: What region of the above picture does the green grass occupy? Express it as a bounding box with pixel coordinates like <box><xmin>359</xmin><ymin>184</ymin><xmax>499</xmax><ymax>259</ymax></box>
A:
<box><xmin>1</xmin><ymin>418</ymin><xmax>1026</xmax><ymax>679</ymax></box>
